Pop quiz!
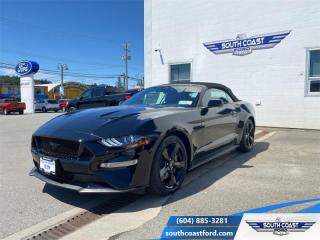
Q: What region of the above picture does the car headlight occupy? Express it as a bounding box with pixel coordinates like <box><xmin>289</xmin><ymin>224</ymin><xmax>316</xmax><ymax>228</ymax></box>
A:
<box><xmin>100</xmin><ymin>135</ymin><xmax>149</xmax><ymax>148</ymax></box>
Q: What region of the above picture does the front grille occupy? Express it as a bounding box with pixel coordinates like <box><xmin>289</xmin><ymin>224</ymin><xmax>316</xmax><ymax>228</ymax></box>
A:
<box><xmin>34</xmin><ymin>136</ymin><xmax>80</xmax><ymax>160</ymax></box>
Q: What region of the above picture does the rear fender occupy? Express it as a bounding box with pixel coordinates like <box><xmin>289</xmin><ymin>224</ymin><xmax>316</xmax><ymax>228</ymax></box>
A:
<box><xmin>236</xmin><ymin>101</ymin><xmax>255</xmax><ymax>143</ymax></box>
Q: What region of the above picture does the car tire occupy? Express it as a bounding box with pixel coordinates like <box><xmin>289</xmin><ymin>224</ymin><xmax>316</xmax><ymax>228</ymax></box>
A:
<box><xmin>68</xmin><ymin>106</ymin><xmax>76</xmax><ymax>111</ymax></box>
<box><xmin>42</xmin><ymin>107</ymin><xmax>47</xmax><ymax>113</ymax></box>
<box><xmin>149</xmin><ymin>135</ymin><xmax>188</xmax><ymax>195</ymax></box>
<box><xmin>19</xmin><ymin>110</ymin><xmax>24</xmax><ymax>115</ymax></box>
<box><xmin>238</xmin><ymin>118</ymin><xmax>255</xmax><ymax>153</ymax></box>
<box><xmin>3</xmin><ymin>108</ymin><xmax>9</xmax><ymax>115</ymax></box>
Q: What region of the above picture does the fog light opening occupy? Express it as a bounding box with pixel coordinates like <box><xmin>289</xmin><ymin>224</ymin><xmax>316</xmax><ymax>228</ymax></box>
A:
<box><xmin>100</xmin><ymin>159</ymin><xmax>138</xmax><ymax>168</ymax></box>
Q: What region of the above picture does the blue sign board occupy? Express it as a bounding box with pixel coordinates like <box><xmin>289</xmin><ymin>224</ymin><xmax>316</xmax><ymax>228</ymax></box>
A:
<box><xmin>203</xmin><ymin>30</ymin><xmax>291</xmax><ymax>56</ymax></box>
<box><xmin>15</xmin><ymin>61</ymin><xmax>39</xmax><ymax>76</ymax></box>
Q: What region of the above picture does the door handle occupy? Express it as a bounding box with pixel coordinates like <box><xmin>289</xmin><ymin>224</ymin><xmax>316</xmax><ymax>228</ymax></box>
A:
<box><xmin>231</xmin><ymin>110</ymin><xmax>237</xmax><ymax>116</ymax></box>
<box><xmin>194</xmin><ymin>125</ymin><xmax>205</xmax><ymax>130</ymax></box>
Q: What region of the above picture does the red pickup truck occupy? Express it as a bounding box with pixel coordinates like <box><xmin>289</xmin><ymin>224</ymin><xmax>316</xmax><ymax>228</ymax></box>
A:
<box><xmin>58</xmin><ymin>99</ymin><xmax>71</xmax><ymax>112</ymax></box>
<box><xmin>0</xmin><ymin>98</ymin><xmax>26</xmax><ymax>115</ymax></box>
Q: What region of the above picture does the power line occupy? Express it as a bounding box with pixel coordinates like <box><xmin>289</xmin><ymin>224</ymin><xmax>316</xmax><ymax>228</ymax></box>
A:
<box><xmin>1</xmin><ymin>49</ymin><xmax>143</xmax><ymax>72</ymax></box>
<box><xmin>0</xmin><ymin>63</ymin><xmax>122</xmax><ymax>78</ymax></box>
<box><xmin>1</xmin><ymin>49</ymin><xmax>124</xmax><ymax>68</ymax></box>
<box><xmin>0</xmin><ymin>62</ymin><xmax>143</xmax><ymax>81</ymax></box>
<box><xmin>0</xmin><ymin>67</ymin><xmax>140</xmax><ymax>81</ymax></box>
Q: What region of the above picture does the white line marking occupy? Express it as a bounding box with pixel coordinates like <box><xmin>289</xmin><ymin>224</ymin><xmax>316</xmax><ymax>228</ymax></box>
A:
<box><xmin>255</xmin><ymin>131</ymin><xmax>276</xmax><ymax>142</ymax></box>
<box><xmin>255</xmin><ymin>130</ymin><xmax>262</xmax><ymax>135</ymax></box>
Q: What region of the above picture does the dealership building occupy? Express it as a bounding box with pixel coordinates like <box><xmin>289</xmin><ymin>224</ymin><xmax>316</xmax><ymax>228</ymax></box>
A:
<box><xmin>144</xmin><ymin>0</ymin><xmax>320</xmax><ymax>129</ymax></box>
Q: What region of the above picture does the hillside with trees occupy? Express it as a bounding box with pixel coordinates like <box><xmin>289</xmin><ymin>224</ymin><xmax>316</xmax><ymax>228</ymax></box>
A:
<box><xmin>0</xmin><ymin>75</ymin><xmax>52</xmax><ymax>85</ymax></box>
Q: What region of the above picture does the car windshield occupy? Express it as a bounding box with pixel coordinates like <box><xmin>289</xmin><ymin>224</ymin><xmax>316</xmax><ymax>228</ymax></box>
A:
<box><xmin>122</xmin><ymin>85</ymin><xmax>202</xmax><ymax>107</ymax></box>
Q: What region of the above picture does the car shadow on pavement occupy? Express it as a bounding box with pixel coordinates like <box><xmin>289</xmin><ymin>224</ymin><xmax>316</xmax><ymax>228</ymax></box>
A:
<box><xmin>42</xmin><ymin>184</ymin><xmax>115</xmax><ymax>206</ymax></box>
<box><xmin>167</xmin><ymin>141</ymin><xmax>270</xmax><ymax>204</ymax></box>
<box><xmin>43</xmin><ymin>142</ymin><xmax>269</xmax><ymax>213</ymax></box>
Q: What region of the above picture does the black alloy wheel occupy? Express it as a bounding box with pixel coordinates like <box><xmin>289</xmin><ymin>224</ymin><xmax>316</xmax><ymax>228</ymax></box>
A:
<box><xmin>149</xmin><ymin>135</ymin><xmax>188</xmax><ymax>195</ymax></box>
<box><xmin>238</xmin><ymin>118</ymin><xmax>255</xmax><ymax>152</ymax></box>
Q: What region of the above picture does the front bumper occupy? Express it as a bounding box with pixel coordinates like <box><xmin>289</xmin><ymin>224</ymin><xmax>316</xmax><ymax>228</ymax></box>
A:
<box><xmin>31</xmin><ymin>134</ymin><xmax>156</xmax><ymax>191</ymax></box>
<box><xmin>29</xmin><ymin>167</ymin><xmax>143</xmax><ymax>193</ymax></box>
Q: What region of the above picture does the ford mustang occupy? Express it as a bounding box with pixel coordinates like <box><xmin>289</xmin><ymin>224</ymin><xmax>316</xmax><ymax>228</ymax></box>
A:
<box><xmin>30</xmin><ymin>82</ymin><xmax>255</xmax><ymax>195</ymax></box>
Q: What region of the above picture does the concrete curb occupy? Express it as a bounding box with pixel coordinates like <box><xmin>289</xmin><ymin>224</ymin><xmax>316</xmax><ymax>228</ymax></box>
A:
<box><xmin>60</xmin><ymin>195</ymin><xmax>169</xmax><ymax>240</ymax></box>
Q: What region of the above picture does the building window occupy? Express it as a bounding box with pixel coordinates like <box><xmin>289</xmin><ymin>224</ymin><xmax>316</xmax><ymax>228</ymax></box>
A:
<box><xmin>35</xmin><ymin>88</ymin><xmax>45</xmax><ymax>95</ymax></box>
<box><xmin>170</xmin><ymin>63</ymin><xmax>191</xmax><ymax>83</ymax></box>
<box><xmin>7</xmin><ymin>87</ymin><xmax>19</xmax><ymax>95</ymax></box>
<box><xmin>307</xmin><ymin>49</ymin><xmax>320</xmax><ymax>95</ymax></box>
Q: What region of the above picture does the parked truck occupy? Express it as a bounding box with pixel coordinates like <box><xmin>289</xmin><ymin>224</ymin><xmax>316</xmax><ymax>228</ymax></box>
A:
<box><xmin>0</xmin><ymin>98</ymin><xmax>26</xmax><ymax>115</ymax></box>
<box><xmin>67</xmin><ymin>86</ymin><xmax>142</xmax><ymax>111</ymax></box>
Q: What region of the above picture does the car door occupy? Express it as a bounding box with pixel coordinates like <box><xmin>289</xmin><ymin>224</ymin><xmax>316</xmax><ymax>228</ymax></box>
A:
<box><xmin>45</xmin><ymin>100</ymin><xmax>51</xmax><ymax>110</ymax></box>
<box><xmin>34</xmin><ymin>100</ymin><xmax>39</xmax><ymax>110</ymax></box>
<box><xmin>48</xmin><ymin>100</ymin><xmax>58</xmax><ymax>110</ymax></box>
<box><xmin>198</xmin><ymin>88</ymin><xmax>239</xmax><ymax>154</ymax></box>
<box><xmin>90</xmin><ymin>87</ymin><xmax>106</xmax><ymax>107</ymax></box>
<box><xmin>77</xmin><ymin>89</ymin><xmax>93</xmax><ymax>109</ymax></box>
<box><xmin>44</xmin><ymin>100</ymin><xmax>50</xmax><ymax>110</ymax></box>
<box><xmin>35</xmin><ymin>100</ymin><xmax>43</xmax><ymax>110</ymax></box>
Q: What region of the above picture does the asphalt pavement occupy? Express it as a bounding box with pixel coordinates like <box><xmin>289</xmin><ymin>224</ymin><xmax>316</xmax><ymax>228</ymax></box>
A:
<box><xmin>1</xmin><ymin>113</ymin><xmax>319</xmax><ymax>240</ymax></box>
<box><xmin>113</xmin><ymin>129</ymin><xmax>320</xmax><ymax>240</ymax></box>
<box><xmin>0</xmin><ymin>113</ymin><xmax>114</xmax><ymax>239</ymax></box>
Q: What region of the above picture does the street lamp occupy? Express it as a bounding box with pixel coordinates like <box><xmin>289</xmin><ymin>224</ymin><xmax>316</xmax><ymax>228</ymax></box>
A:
<box><xmin>57</xmin><ymin>64</ymin><xmax>68</xmax><ymax>99</ymax></box>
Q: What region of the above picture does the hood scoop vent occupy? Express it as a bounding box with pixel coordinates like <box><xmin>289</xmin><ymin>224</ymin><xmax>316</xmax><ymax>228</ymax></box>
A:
<box><xmin>98</xmin><ymin>111</ymin><xmax>119</xmax><ymax>118</ymax></box>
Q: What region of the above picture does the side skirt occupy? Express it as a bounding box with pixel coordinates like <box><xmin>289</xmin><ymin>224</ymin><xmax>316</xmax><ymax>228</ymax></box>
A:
<box><xmin>188</xmin><ymin>143</ymin><xmax>238</xmax><ymax>171</ymax></box>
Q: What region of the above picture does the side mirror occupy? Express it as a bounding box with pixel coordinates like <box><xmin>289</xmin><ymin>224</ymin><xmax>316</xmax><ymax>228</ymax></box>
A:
<box><xmin>208</xmin><ymin>99</ymin><xmax>223</xmax><ymax>108</ymax></box>
<box><xmin>200</xmin><ymin>107</ymin><xmax>208</xmax><ymax>116</ymax></box>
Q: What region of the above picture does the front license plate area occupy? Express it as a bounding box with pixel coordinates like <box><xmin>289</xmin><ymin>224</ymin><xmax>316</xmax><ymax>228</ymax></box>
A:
<box><xmin>40</xmin><ymin>157</ymin><xmax>56</xmax><ymax>175</ymax></box>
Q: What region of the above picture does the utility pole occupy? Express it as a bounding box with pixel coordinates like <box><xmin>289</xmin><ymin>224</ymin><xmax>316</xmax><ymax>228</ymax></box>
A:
<box><xmin>122</xmin><ymin>43</ymin><xmax>131</xmax><ymax>91</ymax></box>
<box><xmin>57</xmin><ymin>63</ymin><xmax>68</xmax><ymax>99</ymax></box>
<box><xmin>116</xmin><ymin>75</ymin><xmax>124</xmax><ymax>90</ymax></box>
<box><xmin>122</xmin><ymin>73</ymin><xmax>126</xmax><ymax>90</ymax></box>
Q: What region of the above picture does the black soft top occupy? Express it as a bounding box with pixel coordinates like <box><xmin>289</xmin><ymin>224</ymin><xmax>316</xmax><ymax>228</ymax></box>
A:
<box><xmin>163</xmin><ymin>82</ymin><xmax>239</xmax><ymax>102</ymax></box>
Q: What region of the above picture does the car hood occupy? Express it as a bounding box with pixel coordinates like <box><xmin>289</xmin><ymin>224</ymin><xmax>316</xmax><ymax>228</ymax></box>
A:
<box><xmin>34</xmin><ymin>105</ymin><xmax>190</xmax><ymax>140</ymax></box>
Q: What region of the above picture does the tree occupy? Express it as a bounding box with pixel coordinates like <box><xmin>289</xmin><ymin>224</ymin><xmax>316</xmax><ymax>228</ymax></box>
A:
<box><xmin>0</xmin><ymin>75</ymin><xmax>20</xmax><ymax>85</ymax></box>
<box><xmin>0</xmin><ymin>75</ymin><xmax>52</xmax><ymax>85</ymax></box>
<box><xmin>115</xmin><ymin>76</ymin><xmax>124</xmax><ymax>89</ymax></box>
<box><xmin>136</xmin><ymin>77</ymin><xmax>144</xmax><ymax>88</ymax></box>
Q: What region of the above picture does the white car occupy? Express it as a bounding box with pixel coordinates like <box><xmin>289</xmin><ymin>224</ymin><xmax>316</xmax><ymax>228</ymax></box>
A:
<box><xmin>35</xmin><ymin>99</ymin><xmax>60</xmax><ymax>112</ymax></box>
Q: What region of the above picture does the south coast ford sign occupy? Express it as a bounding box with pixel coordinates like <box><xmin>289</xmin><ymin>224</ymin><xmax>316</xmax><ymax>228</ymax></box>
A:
<box><xmin>15</xmin><ymin>61</ymin><xmax>39</xmax><ymax>76</ymax></box>
<box><xmin>203</xmin><ymin>30</ymin><xmax>291</xmax><ymax>56</ymax></box>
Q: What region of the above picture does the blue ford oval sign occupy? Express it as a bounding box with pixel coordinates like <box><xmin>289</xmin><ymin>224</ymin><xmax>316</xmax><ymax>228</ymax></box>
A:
<box><xmin>15</xmin><ymin>61</ymin><xmax>39</xmax><ymax>76</ymax></box>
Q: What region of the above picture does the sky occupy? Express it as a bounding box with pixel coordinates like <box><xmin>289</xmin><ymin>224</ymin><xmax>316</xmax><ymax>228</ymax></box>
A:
<box><xmin>0</xmin><ymin>0</ymin><xmax>144</xmax><ymax>87</ymax></box>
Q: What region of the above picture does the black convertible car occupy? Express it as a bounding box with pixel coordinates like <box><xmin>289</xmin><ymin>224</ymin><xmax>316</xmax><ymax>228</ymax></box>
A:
<box><xmin>30</xmin><ymin>83</ymin><xmax>255</xmax><ymax>195</ymax></box>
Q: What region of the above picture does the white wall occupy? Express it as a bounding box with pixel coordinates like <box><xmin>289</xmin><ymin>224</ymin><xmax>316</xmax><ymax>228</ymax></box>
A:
<box><xmin>144</xmin><ymin>0</ymin><xmax>320</xmax><ymax>129</ymax></box>
<box><xmin>20</xmin><ymin>75</ymin><xmax>35</xmax><ymax>113</ymax></box>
